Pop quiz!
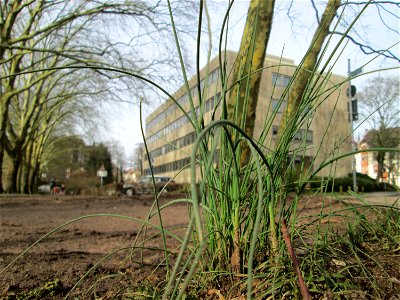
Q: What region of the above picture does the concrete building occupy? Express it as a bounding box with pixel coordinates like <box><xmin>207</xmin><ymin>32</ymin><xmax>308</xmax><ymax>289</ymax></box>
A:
<box><xmin>143</xmin><ymin>52</ymin><xmax>352</xmax><ymax>183</ymax></box>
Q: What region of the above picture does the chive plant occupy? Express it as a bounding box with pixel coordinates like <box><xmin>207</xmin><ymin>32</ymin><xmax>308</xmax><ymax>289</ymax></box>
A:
<box><xmin>161</xmin><ymin>1</ymin><xmax>400</xmax><ymax>299</ymax></box>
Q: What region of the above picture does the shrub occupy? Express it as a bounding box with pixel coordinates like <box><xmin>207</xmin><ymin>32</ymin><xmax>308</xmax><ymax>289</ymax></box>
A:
<box><xmin>309</xmin><ymin>173</ymin><xmax>383</xmax><ymax>192</ymax></box>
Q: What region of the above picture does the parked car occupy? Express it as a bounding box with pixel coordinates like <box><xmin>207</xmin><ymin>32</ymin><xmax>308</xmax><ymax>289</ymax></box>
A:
<box><xmin>38</xmin><ymin>184</ymin><xmax>51</xmax><ymax>194</ymax></box>
<box><xmin>38</xmin><ymin>183</ymin><xmax>63</xmax><ymax>194</ymax></box>
<box><xmin>123</xmin><ymin>176</ymin><xmax>177</xmax><ymax>195</ymax></box>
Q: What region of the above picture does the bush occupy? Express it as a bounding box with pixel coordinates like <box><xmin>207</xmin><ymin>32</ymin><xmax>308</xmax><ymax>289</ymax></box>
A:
<box><xmin>379</xmin><ymin>182</ymin><xmax>398</xmax><ymax>191</ymax></box>
<box><xmin>309</xmin><ymin>173</ymin><xmax>384</xmax><ymax>192</ymax></box>
<box><xmin>64</xmin><ymin>174</ymin><xmax>100</xmax><ymax>195</ymax></box>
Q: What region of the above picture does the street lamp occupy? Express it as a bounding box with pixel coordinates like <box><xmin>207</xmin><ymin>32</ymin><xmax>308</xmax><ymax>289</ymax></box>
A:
<box><xmin>348</xmin><ymin>59</ymin><xmax>363</xmax><ymax>193</ymax></box>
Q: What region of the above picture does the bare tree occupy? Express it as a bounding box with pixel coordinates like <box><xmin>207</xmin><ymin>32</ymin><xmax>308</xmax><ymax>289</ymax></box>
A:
<box><xmin>0</xmin><ymin>0</ymin><xmax>196</xmax><ymax>193</ymax></box>
<box><xmin>131</xmin><ymin>143</ymin><xmax>144</xmax><ymax>177</ymax></box>
<box><xmin>359</xmin><ymin>76</ymin><xmax>400</xmax><ymax>181</ymax></box>
<box><xmin>105</xmin><ymin>140</ymin><xmax>125</xmax><ymax>183</ymax></box>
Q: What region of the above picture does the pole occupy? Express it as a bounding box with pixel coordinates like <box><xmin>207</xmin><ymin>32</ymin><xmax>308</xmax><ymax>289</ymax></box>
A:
<box><xmin>348</xmin><ymin>59</ymin><xmax>358</xmax><ymax>193</ymax></box>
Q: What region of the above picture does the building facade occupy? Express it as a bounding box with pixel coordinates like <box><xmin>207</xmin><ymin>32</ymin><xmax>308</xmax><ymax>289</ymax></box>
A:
<box><xmin>355</xmin><ymin>129</ymin><xmax>400</xmax><ymax>186</ymax></box>
<box><xmin>143</xmin><ymin>52</ymin><xmax>352</xmax><ymax>183</ymax></box>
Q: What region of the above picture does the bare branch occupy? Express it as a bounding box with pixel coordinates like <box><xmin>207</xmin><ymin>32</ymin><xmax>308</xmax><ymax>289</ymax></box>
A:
<box><xmin>330</xmin><ymin>31</ymin><xmax>400</xmax><ymax>62</ymax></box>
<box><xmin>376</xmin><ymin>3</ymin><xmax>399</xmax><ymax>34</ymax></box>
<box><xmin>310</xmin><ymin>0</ymin><xmax>321</xmax><ymax>23</ymax></box>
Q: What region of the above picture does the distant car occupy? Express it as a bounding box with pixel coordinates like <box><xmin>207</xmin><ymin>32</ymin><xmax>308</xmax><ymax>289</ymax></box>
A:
<box><xmin>38</xmin><ymin>184</ymin><xmax>51</xmax><ymax>194</ymax></box>
<box><xmin>123</xmin><ymin>176</ymin><xmax>177</xmax><ymax>195</ymax></box>
<box><xmin>38</xmin><ymin>183</ymin><xmax>62</xmax><ymax>194</ymax></box>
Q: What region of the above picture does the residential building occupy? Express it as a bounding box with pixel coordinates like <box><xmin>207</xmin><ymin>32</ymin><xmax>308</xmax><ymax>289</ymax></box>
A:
<box><xmin>143</xmin><ymin>51</ymin><xmax>352</xmax><ymax>183</ymax></box>
<box><xmin>355</xmin><ymin>128</ymin><xmax>400</xmax><ymax>186</ymax></box>
<box><xmin>123</xmin><ymin>169</ymin><xmax>141</xmax><ymax>183</ymax></box>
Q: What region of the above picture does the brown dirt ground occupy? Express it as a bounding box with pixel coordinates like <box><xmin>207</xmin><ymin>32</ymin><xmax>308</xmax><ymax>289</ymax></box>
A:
<box><xmin>0</xmin><ymin>194</ymin><xmax>190</xmax><ymax>299</ymax></box>
<box><xmin>0</xmin><ymin>193</ymin><xmax>399</xmax><ymax>299</ymax></box>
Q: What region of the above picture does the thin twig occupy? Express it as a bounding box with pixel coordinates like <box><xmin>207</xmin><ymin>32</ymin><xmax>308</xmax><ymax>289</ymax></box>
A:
<box><xmin>281</xmin><ymin>218</ymin><xmax>311</xmax><ymax>300</ymax></box>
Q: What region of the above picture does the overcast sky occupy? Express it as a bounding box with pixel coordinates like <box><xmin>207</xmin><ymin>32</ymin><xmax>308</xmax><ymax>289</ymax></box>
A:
<box><xmin>101</xmin><ymin>0</ymin><xmax>400</xmax><ymax>162</ymax></box>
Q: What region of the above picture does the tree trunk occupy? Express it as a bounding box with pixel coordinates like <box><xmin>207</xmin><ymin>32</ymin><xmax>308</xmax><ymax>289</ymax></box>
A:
<box><xmin>226</xmin><ymin>0</ymin><xmax>275</xmax><ymax>166</ymax></box>
<box><xmin>0</xmin><ymin>146</ymin><xmax>4</xmax><ymax>193</ymax></box>
<box><xmin>23</xmin><ymin>149</ymin><xmax>33</xmax><ymax>194</ymax></box>
<box><xmin>30</xmin><ymin>163</ymin><xmax>40</xmax><ymax>194</ymax></box>
<box><xmin>226</xmin><ymin>0</ymin><xmax>276</xmax><ymax>272</ymax></box>
<box><xmin>376</xmin><ymin>151</ymin><xmax>385</xmax><ymax>182</ymax></box>
<box><xmin>0</xmin><ymin>100</ymin><xmax>11</xmax><ymax>193</ymax></box>
<box><xmin>280</xmin><ymin>0</ymin><xmax>340</xmax><ymax>130</ymax></box>
<box><xmin>276</xmin><ymin>0</ymin><xmax>340</xmax><ymax>183</ymax></box>
<box><xmin>0</xmin><ymin>107</ymin><xmax>11</xmax><ymax>193</ymax></box>
<box><xmin>8</xmin><ymin>150</ymin><xmax>23</xmax><ymax>193</ymax></box>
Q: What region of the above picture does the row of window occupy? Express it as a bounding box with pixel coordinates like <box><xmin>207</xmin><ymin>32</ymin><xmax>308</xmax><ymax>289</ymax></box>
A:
<box><xmin>270</xmin><ymin>100</ymin><xmax>313</xmax><ymax>116</ymax></box>
<box><xmin>146</xmin><ymin>67</ymin><xmax>220</xmax><ymax>131</ymax></box>
<box><xmin>146</xmin><ymin>125</ymin><xmax>312</xmax><ymax>167</ymax></box>
<box><xmin>145</xmin><ymin>156</ymin><xmax>192</xmax><ymax>175</ymax></box>
<box><xmin>145</xmin><ymin>151</ymin><xmax>313</xmax><ymax>177</ymax></box>
<box><xmin>145</xmin><ymin>131</ymin><xmax>197</xmax><ymax>160</ymax></box>
<box><xmin>146</xmin><ymin>93</ymin><xmax>221</xmax><ymax>144</ymax></box>
<box><xmin>148</xmin><ymin>71</ymin><xmax>289</xmax><ymax>131</ymax></box>
<box><xmin>144</xmin><ymin>150</ymin><xmax>220</xmax><ymax>175</ymax></box>
<box><xmin>272</xmin><ymin>126</ymin><xmax>313</xmax><ymax>144</ymax></box>
<box><xmin>147</xmin><ymin>71</ymin><xmax>290</xmax><ymax>135</ymax></box>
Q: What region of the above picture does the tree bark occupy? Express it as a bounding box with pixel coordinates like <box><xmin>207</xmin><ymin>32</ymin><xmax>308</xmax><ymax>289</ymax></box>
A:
<box><xmin>23</xmin><ymin>146</ymin><xmax>33</xmax><ymax>194</ymax></box>
<box><xmin>226</xmin><ymin>0</ymin><xmax>276</xmax><ymax>273</ymax></box>
<box><xmin>0</xmin><ymin>100</ymin><xmax>13</xmax><ymax>193</ymax></box>
<box><xmin>376</xmin><ymin>151</ymin><xmax>385</xmax><ymax>182</ymax></box>
<box><xmin>0</xmin><ymin>147</ymin><xmax>4</xmax><ymax>193</ymax></box>
<box><xmin>275</xmin><ymin>0</ymin><xmax>340</xmax><ymax>182</ymax></box>
<box><xmin>30</xmin><ymin>162</ymin><xmax>40</xmax><ymax>194</ymax></box>
<box><xmin>280</xmin><ymin>0</ymin><xmax>340</xmax><ymax>130</ymax></box>
<box><xmin>226</xmin><ymin>0</ymin><xmax>275</xmax><ymax>166</ymax></box>
<box><xmin>9</xmin><ymin>149</ymin><xmax>23</xmax><ymax>193</ymax></box>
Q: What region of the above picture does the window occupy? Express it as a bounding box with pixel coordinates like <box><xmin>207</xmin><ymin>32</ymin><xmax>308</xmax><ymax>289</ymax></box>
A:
<box><xmin>191</xmin><ymin>85</ymin><xmax>197</xmax><ymax>97</ymax></box>
<box><xmin>306</xmin><ymin>131</ymin><xmax>313</xmax><ymax>144</ymax></box>
<box><xmin>272</xmin><ymin>126</ymin><xmax>279</xmax><ymax>137</ymax></box>
<box><xmin>205</xmin><ymin>93</ymin><xmax>219</xmax><ymax>112</ymax></box>
<box><xmin>294</xmin><ymin>131</ymin><xmax>302</xmax><ymax>141</ymax></box>
<box><xmin>208</xmin><ymin>67</ymin><xmax>220</xmax><ymax>85</ymax></box>
<box><xmin>272</xmin><ymin>73</ymin><xmax>291</xmax><ymax>87</ymax></box>
<box><xmin>287</xmin><ymin>155</ymin><xmax>314</xmax><ymax>169</ymax></box>
<box><xmin>178</xmin><ymin>93</ymin><xmax>189</xmax><ymax>106</ymax></box>
<box><xmin>271</xmin><ymin>99</ymin><xmax>287</xmax><ymax>113</ymax></box>
<box><xmin>293</xmin><ymin>129</ymin><xmax>313</xmax><ymax>144</ymax></box>
<box><xmin>271</xmin><ymin>127</ymin><xmax>313</xmax><ymax>144</ymax></box>
<box><xmin>200</xmin><ymin>79</ymin><xmax>205</xmax><ymax>93</ymax></box>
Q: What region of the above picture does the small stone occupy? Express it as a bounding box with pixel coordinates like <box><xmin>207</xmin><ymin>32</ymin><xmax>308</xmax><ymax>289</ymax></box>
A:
<box><xmin>331</xmin><ymin>258</ymin><xmax>346</xmax><ymax>267</ymax></box>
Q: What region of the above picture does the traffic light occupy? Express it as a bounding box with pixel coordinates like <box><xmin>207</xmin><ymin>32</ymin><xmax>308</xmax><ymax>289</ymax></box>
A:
<box><xmin>347</xmin><ymin>85</ymin><xmax>358</xmax><ymax>121</ymax></box>
<box><xmin>346</xmin><ymin>85</ymin><xmax>357</xmax><ymax>98</ymax></box>
<box><xmin>348</xmin><ymin>99</ymin><xmax>358</xmax><ymax>121</ymax></box>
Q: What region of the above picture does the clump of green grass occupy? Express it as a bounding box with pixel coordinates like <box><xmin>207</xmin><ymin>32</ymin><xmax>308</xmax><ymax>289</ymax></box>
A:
<box><xmin>4</xmin><ymin>278</ymin><xmax>63</xmax><ymax>300</ymax></box>
<box><xmin>157</xmin><ymin>2</ymin><xmax>400</xmax><ymax>299</ymax></box>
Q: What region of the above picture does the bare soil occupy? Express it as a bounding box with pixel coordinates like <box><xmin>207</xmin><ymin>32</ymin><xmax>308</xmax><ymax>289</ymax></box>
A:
<box><xmin>0</xmin><ymin>194</ymin><xmax>190</xmax><ymax>299</ymax></box>
<box><xmin>0</xmin><ymin>193</ymin><xmax>399</xmax><ymax>299</ymax></box>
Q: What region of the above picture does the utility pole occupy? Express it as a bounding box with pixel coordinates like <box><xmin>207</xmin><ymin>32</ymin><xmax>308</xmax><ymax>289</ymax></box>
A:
<box><xmin>348</xmin><ymin>59</ymin><xmax>359</xmax><ymax>193</ymax></box>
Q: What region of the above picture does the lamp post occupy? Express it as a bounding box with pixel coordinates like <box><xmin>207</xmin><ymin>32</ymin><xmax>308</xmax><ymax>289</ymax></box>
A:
<box><xmin>348</xmin><ymin>59</ymin><xmax>362</xmax><ymax>193</ymax></box>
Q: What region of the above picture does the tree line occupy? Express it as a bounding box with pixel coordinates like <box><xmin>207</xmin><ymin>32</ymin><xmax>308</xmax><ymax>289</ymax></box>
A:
<box><xmin>0</xmin><ymin>0</ymin><xmax>195</xmax><ymax>193</ymax></box>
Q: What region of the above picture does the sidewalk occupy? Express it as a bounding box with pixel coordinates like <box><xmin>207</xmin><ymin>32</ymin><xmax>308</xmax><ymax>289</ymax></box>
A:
<box><xmin>352</xmin><ymin>191</ymin><xmax>400</xmax><ymax>207</ymax></box>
